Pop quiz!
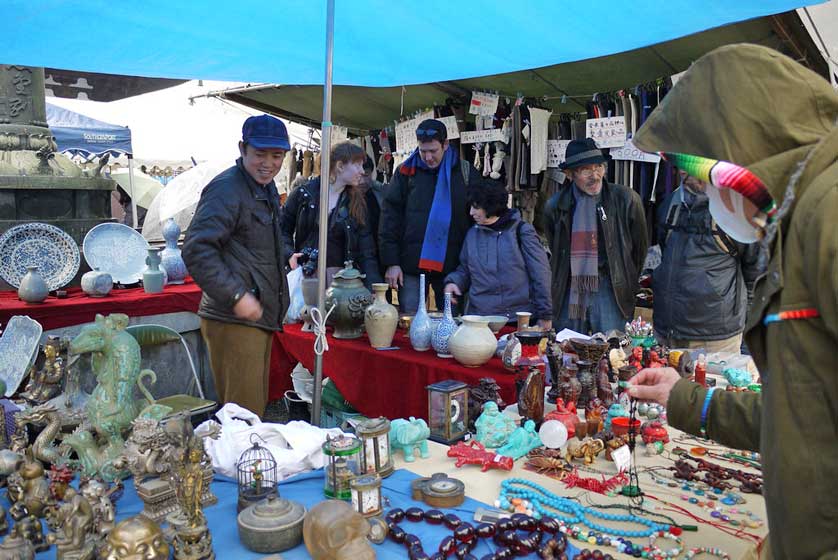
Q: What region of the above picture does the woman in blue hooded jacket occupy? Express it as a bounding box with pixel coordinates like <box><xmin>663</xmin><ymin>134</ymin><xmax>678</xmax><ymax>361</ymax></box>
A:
<box><xmin>444</xmin><ymin>180</ymin><xmax>552</xmax><ymax>328</ymax></box>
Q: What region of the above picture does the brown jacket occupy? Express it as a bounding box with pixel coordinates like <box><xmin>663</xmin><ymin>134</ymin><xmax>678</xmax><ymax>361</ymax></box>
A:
<box><xmin>635</xmin><ymin>44</ymin><xmax>838</xmax><ymax>560</ymax></box>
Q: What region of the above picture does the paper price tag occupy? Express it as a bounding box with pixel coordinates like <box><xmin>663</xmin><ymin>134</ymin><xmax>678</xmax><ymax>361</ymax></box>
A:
<box><xmin>437</xmin><ymin>115</ymin><xmax>460</xmax><ymax>140</ymax></box>
<box><xmin>547</xmin><ymin>140</ymin><xmax>571</xmax><ymax>168</ymax></box>
<box><xmin>612</xmin><ymin>445</ymin><xmax>632</xmax><ymax>473</ymax></box>
<box><xmin>585</xmin><ymin>116</ymin><xmax>627</xmax><ymax>148</ymax></box>
<box><xmin>469</xmin><ymin>91</ymin><xmax>500</xmax><ymax>116</ymax></box>
<box><xmin>460</xmin><ymin>129</ymin><xmax>505</xmax><ymax>144</ymax></box>
<box><xmin>609</xmin><ymin>139</ymin><xmax>662</xmax><ymax>163</ymax></box>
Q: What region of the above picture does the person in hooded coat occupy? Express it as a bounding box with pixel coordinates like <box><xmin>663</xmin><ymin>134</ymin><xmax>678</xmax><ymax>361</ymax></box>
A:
<box><xmin>628</xmin><ymin>44</ymin><xmax>838</xmax><ymax>559</ymax></box>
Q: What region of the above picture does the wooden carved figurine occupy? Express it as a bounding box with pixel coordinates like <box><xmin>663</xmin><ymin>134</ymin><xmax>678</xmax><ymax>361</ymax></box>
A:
<box><xmin>595</xmin><ymin>357</ymin><xmax>615</xmax><ymax>407</ymax></box>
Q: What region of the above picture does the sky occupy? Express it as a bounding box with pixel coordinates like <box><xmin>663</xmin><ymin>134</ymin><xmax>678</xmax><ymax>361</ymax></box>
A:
<box><xmin>46</xmin><ymin>80</ymin><xmax>314</xmax><ymax>164</ymax></box>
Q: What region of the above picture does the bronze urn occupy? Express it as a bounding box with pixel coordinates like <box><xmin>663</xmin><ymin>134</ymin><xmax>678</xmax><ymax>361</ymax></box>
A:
<box><xmin>325</xmin><ymin>261</ymin><xmax>373</xmax><ymax>339</ymax></box>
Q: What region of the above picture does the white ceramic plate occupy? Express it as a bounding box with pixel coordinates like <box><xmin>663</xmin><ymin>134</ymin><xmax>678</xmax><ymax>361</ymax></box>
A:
<box><xmin>83</xmin><ymin>223</ymin><xmax>150</xmax><ymax>284</ymax></box>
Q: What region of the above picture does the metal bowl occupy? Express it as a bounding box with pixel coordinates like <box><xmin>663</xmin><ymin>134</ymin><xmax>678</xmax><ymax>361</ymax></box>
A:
<box><xmin>398</xmin><ymin>314</ymin><xmax>415</xmax><ymax>330</ymax></box>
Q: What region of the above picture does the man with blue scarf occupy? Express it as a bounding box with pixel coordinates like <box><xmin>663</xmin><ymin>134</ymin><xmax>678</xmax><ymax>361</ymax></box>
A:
<box><xmin>379</xmin><ymin>119</ymin><xmax>474</xmax><ymax>312</ymax></box>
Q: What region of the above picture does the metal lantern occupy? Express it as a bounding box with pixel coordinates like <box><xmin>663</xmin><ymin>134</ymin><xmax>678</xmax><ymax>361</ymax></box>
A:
<box><xmin>349</xmin><ymin>474</ymin><xmax>383</xmax><ymax>518</ymax></box>
<box><xmin>356</xmin><ymin>417</ymin><xmax>394</xmax><ymax>478</ymax></box>
<box><xmin>426</xmin><ymin>380</ymin><xmax>469</xmax><ymax>444</ymax></box>
<box><xmin>236</xmin><ymin>434</ymin><xmax>278</xmax><ymax>512</ymax></box>
<box><xmin>322</xmin><ymin>434</ymin><xmax>362</xmax><ymax>500</ymax></box>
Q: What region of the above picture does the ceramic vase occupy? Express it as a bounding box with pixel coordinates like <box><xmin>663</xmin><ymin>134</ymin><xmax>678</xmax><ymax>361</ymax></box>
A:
<box><xmin>431</xmin><ymin>292</ymin><xmax>458</xmax><ymax>358</ymax></box>
<box><xmin>364</xmin><ymin>283</ymin><xmax>398</xmax><ymax>349</ymax></box>
<box><xmin>160</xmin><ymin>218</ymin><xmax>188</xmax><ymax>284</ymax></box>
<box><xmin>408</xmin><ymin>273</ymin><xmax>433</xmax><ymax>351</ymax></box>
<box><xmin>300</xmin><ymin>277</ymin><xmax>320</xmax><ymax>332</ymax></box>
<box><xmin>143</xmin><ymin>248</ymin><xmax>167</xmax><ymax>294</ymax></box>
<box><xmin>17</xmin><ymin>265</ymin><xmax>48</xmax><ymax>303</ymax></box>
<box><xmin>81</xmin><ymin>267</ymin><xmax>113</xmax><ymax>298</ymax></box>
<box><xmin>449</xmin><ymin>315</ymin><xmax>497</xmax><ymax>367</ymax></box>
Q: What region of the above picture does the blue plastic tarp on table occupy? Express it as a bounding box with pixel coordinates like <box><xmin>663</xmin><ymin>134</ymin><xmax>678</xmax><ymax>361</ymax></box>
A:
<box><xmin>14</xmin><ymin>468</ymin><xmax>579</xmax><ymax>559</ymax></box>
<box><xmin>1</xmin><ymin>1</ymin><xmax>823</xmax><ymax>86</ymax></box>
<box><xmin>45</xmin><ymin>103</ymin><xmax>133</xmax><ymax>157</ymax></box>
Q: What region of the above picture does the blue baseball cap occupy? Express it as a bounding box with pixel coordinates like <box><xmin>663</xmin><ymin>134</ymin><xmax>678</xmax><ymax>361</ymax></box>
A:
<box><xmin>242</xmin><ymin>114</ymin><xmax>291</xmax><ymax>150</ymax></box>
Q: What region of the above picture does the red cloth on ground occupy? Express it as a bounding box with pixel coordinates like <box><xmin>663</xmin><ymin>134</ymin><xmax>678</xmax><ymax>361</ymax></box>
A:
<box><xmin>272</xmin><ymin>323</ymin><xmax>517</xmax><ymax>419</ymax></box>
<box><xmin>0</xmin><ymin>280</ymin><xmax>203</xmax><ymax>330</ymax></box>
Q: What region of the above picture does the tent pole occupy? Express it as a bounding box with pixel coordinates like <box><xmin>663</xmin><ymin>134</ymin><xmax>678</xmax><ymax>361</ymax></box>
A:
<box><xmin>311</xmin><ymin>0</ymin><xmax>335</xmax><ymax>427</ymax></box>
<box><xmin>127</xmin><ymin>154</ymin><xmax>139</xmax><ymax>230</ymax></box>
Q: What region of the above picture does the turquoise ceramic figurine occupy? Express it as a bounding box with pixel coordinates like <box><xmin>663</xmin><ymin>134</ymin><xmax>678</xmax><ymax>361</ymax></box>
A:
<box><xmin>66</xmin><ymin>314</ymin><xmax>170</xmax><ymax>480</ymax></box>
<box><xmin>389</xmin><ymin>417</ymin><xmax>430</xmax><ymax>463</ymax></box>
<box><xmin>604</xmin><ymin>403</ymin><xmax>629</xmax><ymax>432</ymax></box>
<box><xmin>474</xmin><ymin>402</ymin><xmax>517</xmax><ymax>449</ymax></box>
<box><xmin>496</xmin><ymin>420</ymin><xmax>542</xmax><ymax>460</ymax></box>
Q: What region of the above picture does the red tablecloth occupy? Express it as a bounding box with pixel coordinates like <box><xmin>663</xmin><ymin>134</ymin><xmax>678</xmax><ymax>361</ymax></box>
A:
<box><xmin>0</xmin><ymin>280</ymin><xmax>204</xmax><ymax>330</ymax></box>
<box><xmin>272</xmin><ymin>323</ymin><xmax>518</xmax><ymax>419</ymax></box>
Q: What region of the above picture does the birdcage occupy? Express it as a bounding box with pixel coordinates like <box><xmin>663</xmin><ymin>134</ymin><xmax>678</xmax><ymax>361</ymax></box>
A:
<box><xmin>236</xmin><ymin>434</ymin><xmax>278</xmax><ymax>512</ymax></box>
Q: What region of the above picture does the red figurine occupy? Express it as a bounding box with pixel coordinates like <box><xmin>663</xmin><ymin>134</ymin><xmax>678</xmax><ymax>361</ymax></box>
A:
<box><xmin>447</xmin><ymin>440</ymin><xmax>514</xmax><ymax>472</ymax></box>
<box><xmin>647</xmin><ymin>350</ymin><xmax>666</xmax><ymax>369</ymax></box>
<box><xmin>628</xmin><ymin>346</ymin><xmax>644</xmax><ymax>370</ymax></box>
<box><xmin>544</xmin><ymin>399</ymin><xmax>579</xmax><ymax>438</ymax></box>
<box><xmin>641</xmin><ymin>421</ymin><xmax>670</xmax><ymax>445</ymax></box>
<box><xmin>48</xmin><ymin>464</ymin><xmax>75</xmax><ymax>501</ymax></box>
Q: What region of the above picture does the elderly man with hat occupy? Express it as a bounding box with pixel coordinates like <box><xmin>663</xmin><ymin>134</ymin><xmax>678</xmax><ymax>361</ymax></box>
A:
<box><xmin>379</xmin><ymin>118</ymin><xmax>475</xmax><ymax>312</ymax></box>
<box><xmin>183</xmin><ymin>114</ymin><xmax>290</xmax><ymax>416</ymax></box>
<box><xmin>542</xmin><ymin>138</ymin><xmax>648</xmax><ymax>334</ymax></box>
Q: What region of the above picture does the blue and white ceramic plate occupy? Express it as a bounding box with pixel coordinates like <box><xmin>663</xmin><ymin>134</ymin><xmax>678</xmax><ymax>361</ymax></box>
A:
<box><xmin>0</xmin><ymin>315</ymin><xmax>42</xmax><ymax>397</ymax></box>
<box><xmin>0</xmin><ymin>222</ymin><xmax>80</xmax><ymax>291</ymax></box>
<box><xmin>83</xmin><ymin>223</ymin><xmax>150</xmax><ymax>284</ymax></box>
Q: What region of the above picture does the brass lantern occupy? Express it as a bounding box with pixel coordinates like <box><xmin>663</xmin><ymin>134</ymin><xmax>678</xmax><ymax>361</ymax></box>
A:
<box><xmin>349</xmin><ymin>474</ymin><xmax>383</xmax><ymax>518</ymax></box>
<box><xmin>426</xmin><ymin>380</ymin><xmax>469</xmax><ymax>444</ymax></box>
<box><xmin>356</xmin><ymin>417</ymin><xmax>394</xmax><ymax>478</ymax></box>
<box><xmin>322</xmin><ymin>434</ymin><xmax>362</xmax><ymax>500</ymax></box>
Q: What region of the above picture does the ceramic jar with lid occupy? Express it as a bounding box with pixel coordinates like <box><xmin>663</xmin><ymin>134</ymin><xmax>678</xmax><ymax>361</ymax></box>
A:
<box><xmin>237</xmin><ymin>495</ymin><xmax>306</xmax><ymax>553</ymax></box>
<box><xmin>325</xmin><ymin>261</ymin><xmax>373</xmax><ymax>339</ymax></box>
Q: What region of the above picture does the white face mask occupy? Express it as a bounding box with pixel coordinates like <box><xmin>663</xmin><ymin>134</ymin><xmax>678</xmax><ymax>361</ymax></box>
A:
<box><xmin>706</xmin><ymin>185</ymin><xmax>762</xmax><ymax>243</ymax></box>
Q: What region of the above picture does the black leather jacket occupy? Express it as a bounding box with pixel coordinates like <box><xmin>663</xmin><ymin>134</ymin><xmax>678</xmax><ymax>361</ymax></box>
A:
<box><xmin>543</xmin><ymin>180</ymin><xmax>648</xmax><ymax>323</ymax></box>
<box><xmin>280</xmin><ymin>178</ymin><xmax>382</xmax><ymax>286</ymax></box>
<box><xmin>182</xmin><ymin>159</ymin><xmax>289</xmax><ymax>332</ymax></box>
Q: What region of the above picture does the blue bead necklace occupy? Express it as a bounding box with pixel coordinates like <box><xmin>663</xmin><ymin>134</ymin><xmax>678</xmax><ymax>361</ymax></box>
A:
<box><xmin>499</xmin><ymin>478</ymin><xmax>668</xmax><ymax>538</ymax></box>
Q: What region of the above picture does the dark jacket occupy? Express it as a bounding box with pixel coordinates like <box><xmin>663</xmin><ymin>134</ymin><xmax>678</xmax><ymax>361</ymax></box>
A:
<box><xmin>543</xmin><ymin>179</ymin><xmax>648</xmax><ymax>323</ymax></box>
<box><xmin>633</xmin><ymin>44</ymin><xmax>838</xmax><ymax>559</ymax></box>
<box><xmin>653</xmin><ymin>186</ymin><xmax>760</xmax><ymax>341</ymax></box>
<box><xmin>280</xmin><ymin>177</ymin><xmax>382</xmax><ymax>286</ymax></box>
<box><xmin>379</xmin><ymin>156</ymin><xmax>472</xmax><ymax>276</ymax></box>
<box><xmin>182</xmin><ymin>159</ymin><xmax>289</xmax><ymax>332</ymax></box>
<box><xmin>444</xmin><ymin>209</ymin><xmax>552</xmax><ymax>321</ymax></box>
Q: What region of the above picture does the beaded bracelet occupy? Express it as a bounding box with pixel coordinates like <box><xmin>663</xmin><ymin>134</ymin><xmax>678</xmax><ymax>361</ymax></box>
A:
<box><xmin>699</xmin><ymin>387</ymin><xmax>718</xmax><ymax>437</ymax></box>
<box><xmin>684</xmin><ymin>546</ymin><xmax>731</xmax><ymax>559</ymax></box>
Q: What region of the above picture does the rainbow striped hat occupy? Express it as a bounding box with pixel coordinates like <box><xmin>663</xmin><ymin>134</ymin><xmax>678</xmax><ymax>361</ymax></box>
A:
<box><xmin>660</xmin><ymin>152</ymin><xmax>777</xmax><ymax>221</ymax></box>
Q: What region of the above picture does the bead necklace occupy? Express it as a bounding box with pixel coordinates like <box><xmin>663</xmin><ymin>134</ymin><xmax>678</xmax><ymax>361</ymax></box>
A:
<box><xmin>648</xmin><ymin>471</ymin><xmax>746</xmax><ymax>506</ymax></box>
<box><xmin>644</xmin><ymin>494</ymin><xmax>762</xmax><ymax>545</ymax></box>
<box><xmin>498</xmin><ymin>478</ymin><xmax>684</xmax><ymax>558</ymax></box>
<box><xmin>644</xmin><ymin>477</ymin><xmax>763</xmax><ymax>529</ymax></box>
<box><xmin>385</xmin><ymin>506</ymin><xmax>567</xmax><ymax>560</ymax></box>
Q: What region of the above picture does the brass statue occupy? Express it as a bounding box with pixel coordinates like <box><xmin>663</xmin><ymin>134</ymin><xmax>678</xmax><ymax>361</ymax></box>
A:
<box><xmin>46</xmin><ymin>487</ymin><xmax>96</xmax><ymax>559</ymax></box>
<box><xmin>7</xmin><ymin>452</ymin><xmax>52</xmax><ymax>518</ymax></box>
<box><xmin>80</xmin><ymin>479</ymin><xmax>116</xmax><ymax>538</ymax></box>
<box><xmin>167</xmin><ymin>436</ymin><xmax>214</xmax><ymax>560</ymax></box>
<box><xmin>0</xmin><ymin>525</ymin><xmax>35</xmax><ymax>559</ymax></box>
<box><xmin>21</xmin><ymin>337</ymin><xmax>66</xmax><ymax>404</ymax></box>
<box><xmin>98</xmin><ymin>516</ymin><xmax>169</xmax><ymax>560</ymax></box>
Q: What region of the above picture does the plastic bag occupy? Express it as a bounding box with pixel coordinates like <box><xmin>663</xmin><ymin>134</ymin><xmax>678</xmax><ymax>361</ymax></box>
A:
<box><xmin>284</xmin><ymin>267</ymin><xmax>304</xmax><ymax>322</ymax></box>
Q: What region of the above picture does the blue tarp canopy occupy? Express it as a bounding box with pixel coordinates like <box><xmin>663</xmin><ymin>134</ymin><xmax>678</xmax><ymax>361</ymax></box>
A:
<box><xmin>2</xmin><ymin>0</ymin><xmax>823</xmax><ymax>86</ymax></box>
<box><xmin>45</xmin><ymin>103</ymin><xmax>133</xmax><ymax>157</ymax></box>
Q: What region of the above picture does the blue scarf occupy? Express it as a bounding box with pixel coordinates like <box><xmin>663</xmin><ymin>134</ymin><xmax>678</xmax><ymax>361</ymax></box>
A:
<box><xmin>400</xmin><ymin>147</ymin><xmax>456</xmax><ymax>272</ymax></box>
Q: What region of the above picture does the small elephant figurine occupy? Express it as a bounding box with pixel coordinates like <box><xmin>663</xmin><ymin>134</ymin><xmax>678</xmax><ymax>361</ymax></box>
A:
<box><xmin>566</xmin><ymin>438</ymin><xmax>605</xmax><ymax>465</ymax></box>
<box><xmin>389</xmin><ymin>417</ymin><xmax>430</xmax><ymax>463</ymax></box>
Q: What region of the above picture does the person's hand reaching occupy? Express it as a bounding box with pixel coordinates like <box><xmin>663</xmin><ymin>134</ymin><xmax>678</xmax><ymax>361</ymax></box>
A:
<box><xmin>628</xmin><ymin>367</ymin><xmax>681</xmax><ymax>407</ymax></box>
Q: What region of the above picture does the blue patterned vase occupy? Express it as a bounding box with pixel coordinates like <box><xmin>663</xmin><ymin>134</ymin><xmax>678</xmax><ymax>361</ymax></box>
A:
<box><xmin>409</xmin><ymin>273</ymin><xmax>433</xmax><ymax>351</ymax></box>
<box><xmin>432</xmin><ymin>292</ymin><xmax>458</xmax><ymax>358</ymax></box>
<box><xmin>160</xmin><ymin>218</ymin><xmax>188</xmax><ymax>284</ymax></box>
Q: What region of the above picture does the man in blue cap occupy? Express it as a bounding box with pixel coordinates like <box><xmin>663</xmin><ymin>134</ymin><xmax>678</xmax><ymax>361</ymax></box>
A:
<box><xmin>183</xmin><ymin>114</ymin><xmax>291</xmax><ymax>416</ymax></box>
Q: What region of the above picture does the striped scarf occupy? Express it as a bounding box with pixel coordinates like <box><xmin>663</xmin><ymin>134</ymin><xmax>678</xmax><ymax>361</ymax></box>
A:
<box><xmin>569</xmin><ymin>184</ymin><xmax>599</xmax><ymax>320</ymax></box>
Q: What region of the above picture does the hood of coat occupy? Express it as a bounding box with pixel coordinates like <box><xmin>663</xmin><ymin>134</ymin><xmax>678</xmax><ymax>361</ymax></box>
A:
<box><xmin>634</xmin><ymin>44</ymin><xmax>838</xmax><ymax>208</ymax></box>
<box><xmin>476</xmin><ymin>207</ymin><xmax>521</xmax><ymax>231</ymax></box>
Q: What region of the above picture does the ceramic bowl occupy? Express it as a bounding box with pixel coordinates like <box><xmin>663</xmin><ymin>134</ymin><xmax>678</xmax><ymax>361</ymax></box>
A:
<box><xmin>398</xmin><ymin>314</ymin><xmax>414</xmax><ymax>330</ymax></box>
<box><xmin>611</xmin><ymin>417</ymin><xmax>642</xmax><ymax>437</ymax></box>
<box><xmin>483</xmin><ymin>315</ymin><xmax>509</xmax><ymax>334</ymax></box>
